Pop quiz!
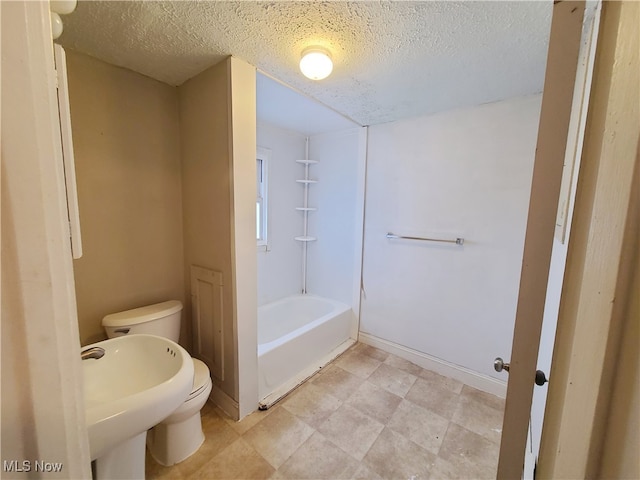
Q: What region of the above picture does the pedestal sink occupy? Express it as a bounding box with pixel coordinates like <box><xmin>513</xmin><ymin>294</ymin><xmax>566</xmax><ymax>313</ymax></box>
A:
<box><xmin>82</xmin><ymin>334</ymin><xmax>194</xmax><ymax>479</ymax></box>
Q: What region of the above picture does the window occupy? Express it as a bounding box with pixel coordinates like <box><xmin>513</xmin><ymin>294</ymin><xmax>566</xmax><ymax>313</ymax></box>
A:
<box><xmin>256</xmin><ymin>147</ymin><xmax>270</xmax><ymax>249</ymax></box>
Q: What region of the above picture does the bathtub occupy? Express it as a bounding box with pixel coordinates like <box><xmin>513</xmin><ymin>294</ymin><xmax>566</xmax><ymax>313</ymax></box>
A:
<box><xmin>258</xmin><ymin>294</ymin><xmax>354</xmax><ymax>406</ymax></box>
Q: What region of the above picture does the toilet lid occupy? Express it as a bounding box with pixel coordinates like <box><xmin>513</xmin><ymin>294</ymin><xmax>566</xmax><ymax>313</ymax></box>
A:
<box><xmin>190</xmin><ymin>358</ymin><xmax>211</xmax><ymax>398</ymax></box>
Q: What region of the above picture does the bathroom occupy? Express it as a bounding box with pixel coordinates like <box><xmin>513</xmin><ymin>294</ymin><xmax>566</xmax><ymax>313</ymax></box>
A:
<box><xmin>61</xmin><ymin>36</ymin><xmax>538</xmax><ymax>479</ymax></box>
<box><xmin>6</xmin><ymin>0</ymin><xmax>552</xmax><ymax>474</ymax></box>
<box><xmin>29</xmin><ymin>0</ymin><xmax>544</xmax><ymax>474</ymax></box>
<box><xmin>65</xmin><ymin>41</ymin><xmax>537</xmax><ymax>391</ymax></box>
<box><xmin>3</xmin><ymin>1</ymin><xmax>640</xmax><ymax>478</ymax></box>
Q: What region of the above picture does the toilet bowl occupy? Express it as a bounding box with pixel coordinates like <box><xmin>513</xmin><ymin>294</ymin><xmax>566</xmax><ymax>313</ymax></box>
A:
<box><xmin>147</xmin><ymin>358</ymin><xmax>213</xmax><ymax>465</ymax></box>
<box><xmin>102</xmin><ymin>300</ymin><xmax>212</xmax><ymax>466</ymax></box>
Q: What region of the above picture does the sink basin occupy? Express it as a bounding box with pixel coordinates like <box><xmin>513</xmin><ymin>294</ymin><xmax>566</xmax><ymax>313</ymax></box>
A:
<box><xmin>82</xmin><ymin>334</ymin><xmax>193</xmax><ymax>477</ymax></box>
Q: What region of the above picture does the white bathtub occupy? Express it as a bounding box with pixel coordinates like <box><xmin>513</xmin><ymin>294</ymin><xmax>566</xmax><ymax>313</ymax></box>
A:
<box><xmin>258</xmin><ymin>294</ymin><xmax>353</xmax><ymax>405</ymax></box>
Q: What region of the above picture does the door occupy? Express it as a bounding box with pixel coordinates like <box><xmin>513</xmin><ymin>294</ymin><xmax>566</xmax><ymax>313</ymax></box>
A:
<box><xmin>496</xmin><ymin>2</ymin><xmax>588</xmax><ymax>478</ymax></box>
<box><xmin>527</xmin><ymin>3</ymin><xmax>601</xmax><ymax>476</ymax></box>
<box><xmin>191</xmin><ymin>265</ymin><xmax>225</xmax><ymax>382</ymax></box>
<box><xmin>53</xmin><ymin>44</ymin><xmax>84</xmax><ymax>259</ymax></box>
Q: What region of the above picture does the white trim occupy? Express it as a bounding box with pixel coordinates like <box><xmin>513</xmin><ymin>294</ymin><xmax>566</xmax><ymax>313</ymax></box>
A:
<box><xmin>53</xmin><ymin>44</ymin><xmax>83</xmax><ymax>259</ymax></box>
<box><xmin>229</xmin><ymin>56</ymin><xmax>259</xmax><ymax>420</ymax></box>
<box><xmin>209</xmin><ymin>384</ymin><xmax>239</xmax><ymax>421</ymax></box>
<box><xmin>358</xmin><ymin>332</ymin><xmax>507</xmax><ymax>398</ymax></box>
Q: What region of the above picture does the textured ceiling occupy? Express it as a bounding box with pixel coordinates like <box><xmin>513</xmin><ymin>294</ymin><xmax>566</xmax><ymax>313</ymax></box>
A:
<box><xmin>59</xmin><ymin>1</ymin><xmax>553</xmax><ymax>128</ymax></box>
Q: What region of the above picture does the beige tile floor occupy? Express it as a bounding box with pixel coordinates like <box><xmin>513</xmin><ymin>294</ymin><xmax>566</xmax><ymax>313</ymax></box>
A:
<box><xmin>146</xmin><ymin>343</ymin><xmax>504</xmax><ymax>480</ymax></box>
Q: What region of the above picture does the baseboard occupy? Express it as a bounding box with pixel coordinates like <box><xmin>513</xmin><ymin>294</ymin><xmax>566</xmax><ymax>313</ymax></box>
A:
<box><xmin>209</xmin><ymin>384</ymin><xmax>239</xmax><ymax>420</ymax></box>
<box><xmin>358</xmin><ymin>332</ymin><xmax>507</xmax><ymax>398</ymax></box>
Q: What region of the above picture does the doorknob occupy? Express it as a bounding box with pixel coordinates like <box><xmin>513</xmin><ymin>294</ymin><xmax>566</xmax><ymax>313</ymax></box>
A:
<box><xmin>535</xmin><ymin>370</ymin><xmax>549</xmax><ymax>386</ymax></box>
<box><xmin>494</xmin><ymin>357</ymin><xmax>510</xmax><ymax>373</ymax></box>
<box><xmin>494</xmin><ymin>357</ymin><xmax>549</xmax><ymax>386</ymax></box>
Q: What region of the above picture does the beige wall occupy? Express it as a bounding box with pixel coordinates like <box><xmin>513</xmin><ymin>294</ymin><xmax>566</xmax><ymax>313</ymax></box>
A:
<box><xmin>178</xmin><ymin>58</ymin><xmax>237</xmax><ymax>404</ymax></box>
<box><xmin>67</xmin><ymin>52</ymin><xmax>257</xmax><ymax>414</ymax></box>
<box><xmin>599</xmin><ymin>197</ymin><xmax>639</xmax><ymax>478</ymax></box>
<box><xmin>66</xmin><ymin>51</ymin><xmax>185</xmax><ymax>346</ymax></box>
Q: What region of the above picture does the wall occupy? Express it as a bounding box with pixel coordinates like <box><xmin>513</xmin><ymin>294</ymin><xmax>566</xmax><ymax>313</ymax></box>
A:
<box><xmin>179</xmin><ymin>58</ymin><xmax>245</xmax><ymax>411</ymax></box>
<box><xmin>1</xmin><ymin>2</ymin><xmax>91</xmax><ymax>477</ymax></box>
<box><xmin>256</xmin><ymin>121</ymin><xmax>306</xmax><ymax>305</ymax></box>
<box><xmin>66</xmin><ymin>51</ymin><xmax>184</xmax><ymax>346</ymax></box>
<box><xmin>360</xmin><ymin>95</ymin><xmax>541</xmax><ymax>388</ymax></box>
<box><xmin>307</xmin><ymin>128</ymin><xmax>362</xmax><ymax>307</ymax></box>
<box><xmin>598</xmin><ymin>232</ymin><xmax>639</xmax><ymax>478</ymax></box>
<box><xmin>228</xmin><ymin>57</ymin><xmax>259</xmax><ymax>418</ymax></box>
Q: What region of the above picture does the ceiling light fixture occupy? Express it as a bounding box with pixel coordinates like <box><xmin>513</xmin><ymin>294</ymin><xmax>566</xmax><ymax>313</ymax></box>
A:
<box><xmin>299</xmin><ymin>47</ymin><xmax>333</xmax><ymax>81</ymax></box>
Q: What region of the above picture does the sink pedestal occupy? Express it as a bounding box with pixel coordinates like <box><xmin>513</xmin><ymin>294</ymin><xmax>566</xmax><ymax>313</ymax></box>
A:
<box><xmin>94</xmin><ymin>432</ymin><xmax>146</xmax><ymax>479</ymax></box>
<box><xmin>83</xmin><ymin>335</ymin><xmax>193</xmax><ymax>478</ymax></box>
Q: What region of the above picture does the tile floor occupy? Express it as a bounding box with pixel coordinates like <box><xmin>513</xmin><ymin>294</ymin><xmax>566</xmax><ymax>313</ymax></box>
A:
<box><xmin>146</xmin><ymin>343</ymin><xmax>504</xmax><ymax>479</ymax></box>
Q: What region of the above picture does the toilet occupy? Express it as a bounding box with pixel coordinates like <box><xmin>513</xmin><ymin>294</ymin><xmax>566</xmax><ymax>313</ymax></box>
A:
<box><xmin>102</xmin><ymin>300</ymin><xmax>212</xmax><ymax>466</ymax></box>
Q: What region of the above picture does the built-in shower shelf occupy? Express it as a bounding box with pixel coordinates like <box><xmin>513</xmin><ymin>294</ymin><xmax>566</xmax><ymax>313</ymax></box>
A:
<box><xmin>297</xmin><ymin>149</ymin><xmax>318</xmax><ymax>294</ymax></box>
<box><xmin>296</xmin><ymin>156</ymin><xmax>317</xmax><ymax>286</ymax></box>
<box><xmin>295</xmin><ymin>236</ymin><xmax>317</xmax><ymax>242</ymax></box>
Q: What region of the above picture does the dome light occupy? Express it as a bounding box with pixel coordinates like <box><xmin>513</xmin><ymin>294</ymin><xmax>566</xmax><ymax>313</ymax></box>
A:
<box><xmin>299</xmin><ymin>47</ymin><xmax>333</xmax><ymax>81</ymax></box>
<box><xmin>51</xmin><ymin>12</ymin><xmax>64</xmax><ymax>39</ymax></box>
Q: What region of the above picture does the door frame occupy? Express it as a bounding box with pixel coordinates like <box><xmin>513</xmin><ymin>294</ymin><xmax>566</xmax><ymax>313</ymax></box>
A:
<box><xmin>537</xmin><ymin>2</ymin><xmax>639</xmax><ymax>477</ymax></box>
<box><xmin>528</xmin><ymin>1</ymin><xmax>601</xmax><ymax>475</ymax></box>
<box><xmin>497</xmin><ymin>2</ymin><xmax>587</xmax><ymax>477</ymax></box>
<box><xmin>499</xmin><ymin>1</ymin><xmax>640</xmax><ymax>477</ymax></box>
<box><xmin>2</xmin><ymin>1</ymin><xmax>91</xmax><ymax>476</ymax></box>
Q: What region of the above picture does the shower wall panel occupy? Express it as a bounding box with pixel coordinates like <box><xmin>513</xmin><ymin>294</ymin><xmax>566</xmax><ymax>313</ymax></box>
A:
<box><xmin>256</xmin><ymin>122</ymin><xmax>306</xmax><ymax>306</ymax></box>
<box><xmin>307</xmin><ymin>128</ymin><xmax>362</xmax><ymax>308</ymax></box>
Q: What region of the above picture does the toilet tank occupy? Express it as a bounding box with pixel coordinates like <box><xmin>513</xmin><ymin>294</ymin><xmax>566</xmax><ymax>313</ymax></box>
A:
<box><xmin>102</xmin><ymin>300</ymin><xmax>183</xmax><ymax>342</ymax></box>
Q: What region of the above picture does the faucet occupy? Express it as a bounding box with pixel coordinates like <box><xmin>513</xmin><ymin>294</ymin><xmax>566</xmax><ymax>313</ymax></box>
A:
<box><xmin>81</xmin><ymin>346</ymin><xmax>105</xmax><ymax>360</ymax></box>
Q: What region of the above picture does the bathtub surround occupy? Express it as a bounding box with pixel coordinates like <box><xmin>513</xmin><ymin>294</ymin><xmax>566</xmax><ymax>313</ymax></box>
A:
<box><xmin>360</xmin><ymin>95</ymin><xmax>542</xmax><ymax>395</ymax></box>
<box><xmin>307</xmin><ymin>128</ymin><xmax>365</xmax><ymax>308</ymax></box>
<box><xmin>256</xmin><ymin>123</ymin><xmax>365</xmax><ymax>311</ymax></box>
<box><xmin>255</xmin><ymin>123</ymin><xmax>365</xmax><ymax>406</ymax></box>
<box><xmin>66</xmin><ymin>51</ymin><xmax>185</xmax><ymax>346</ymax></box>
<box><xmin>256</xmin><ymin>122</ymin><xmax>306</xmax><ymax>306</ymax></box>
